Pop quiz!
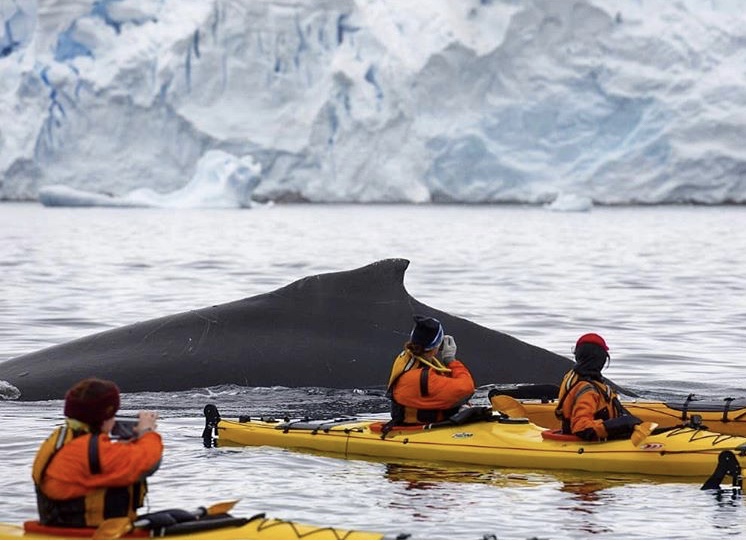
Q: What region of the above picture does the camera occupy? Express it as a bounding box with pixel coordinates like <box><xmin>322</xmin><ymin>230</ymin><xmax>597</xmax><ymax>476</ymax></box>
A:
<box><xmin>111</xmin><ymin>417</ymin><xmax>138</xmax><ymax>440</ymax></box>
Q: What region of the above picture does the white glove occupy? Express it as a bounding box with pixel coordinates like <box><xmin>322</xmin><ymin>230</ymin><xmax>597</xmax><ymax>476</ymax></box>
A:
<box><xmin>440</xmin><ymin>335</ymin><xmax>457</xmax><ymax>364</ymax></box>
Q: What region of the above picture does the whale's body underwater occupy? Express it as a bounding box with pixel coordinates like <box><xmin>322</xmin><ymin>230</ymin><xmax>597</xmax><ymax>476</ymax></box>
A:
<box><xmin>0</xmin><ymin>259</ymin><xmax>574</xmax><ymax>400</ymax></box>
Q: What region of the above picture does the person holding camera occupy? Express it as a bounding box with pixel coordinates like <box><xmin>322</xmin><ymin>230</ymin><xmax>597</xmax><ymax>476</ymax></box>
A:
<box><xmin>32</xmin><ymin>377</ymin><xmax>163</xmax><ymax>527</ymax></box>
<box><xmin>554</xmin><ymin>333</ymin><xmax>642</xmax><ymax>441</ymax></box>
<box><xmin>386</xmin><ymin>314</ymin><xmax>476</xmax><ymax>425</ymax></box>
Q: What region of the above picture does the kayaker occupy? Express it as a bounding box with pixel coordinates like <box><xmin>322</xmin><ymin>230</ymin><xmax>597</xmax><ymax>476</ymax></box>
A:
<box><xmin>555</xmin><ymin>333</ymin><xmax>642</xmax><ymax>441</ymax></box>
<box><xmin>386</xmin><ymin>314</ymin><xmax>476</xmax><ymax>425</ymax></box>
<box><xmin>32</xmin><ymin>377</ymin><xmax>163</xmax><ymax>527</ymax></box>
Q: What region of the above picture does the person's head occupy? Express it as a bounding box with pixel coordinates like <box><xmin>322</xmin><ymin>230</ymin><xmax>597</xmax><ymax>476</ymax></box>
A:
<box><xmin>64</xmin><ymin>377</ymin><xmax>121</xmax><ymax>432</ymax></box>
<box><xmin>573</xmin><ymin>333</ymin><xmax>609</xmax><ymax>378</ymax></box>
<box><xmin>406</xmin><ymin>314</ymin><xmax>444</xmax><ymax>356</ymax></box>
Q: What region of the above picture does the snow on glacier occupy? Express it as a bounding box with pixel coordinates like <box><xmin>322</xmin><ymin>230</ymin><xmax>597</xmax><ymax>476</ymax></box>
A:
<box><xmin>2</xmin><ymin>0</ymin><xmax>746</xmax><ymax>205</ymax></box>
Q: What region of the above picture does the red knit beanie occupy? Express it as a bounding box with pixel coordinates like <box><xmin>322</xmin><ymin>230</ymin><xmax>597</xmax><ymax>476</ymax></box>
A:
<box><xmin>575</xmin><ymin>333</ymin><xmax>609</xmax><ymax>352</ymax></box>
<box><xmin>64</xmin><ymin>378</ymin><xmax>120</xmax><ymax>428</ymax></box>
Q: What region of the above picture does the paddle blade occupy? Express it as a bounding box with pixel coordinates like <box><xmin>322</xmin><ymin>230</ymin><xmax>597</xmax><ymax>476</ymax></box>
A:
<box><xmin>92</xmin><ymin>517</ymin><xmax>132</xmax><ymax>539</ymax></box>
<box><xmin>701</xmin><ymin>450</ymin><xmax>743</xmax><ymax>490</ymax></box>
<box><xmin>631</xmin><ymin>421</ymin><xmax>658</xmax><ymax>446</ymax></box>
<box><xmin>206</xmin><ymin>499</ymin><xmax>240</xmax><ymax>515</ymax></box>
<box><xmin>489</xmin><ymin>394</ymin><xmax>528</xmax><ymax>418</ymax></box>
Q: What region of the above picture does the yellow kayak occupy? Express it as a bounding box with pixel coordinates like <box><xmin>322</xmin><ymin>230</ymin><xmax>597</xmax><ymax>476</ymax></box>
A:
<box><xmin>203</xmin><ymin>404</ymin><xmax>746</xmax><ymax>478</ymax></box>
<box><xmin>488</xmin><ymin>385</ymin><xmax>746</xmax><ymax>437</ymax></box>
<box><xmin>0</xmin><ymin>511</ymin><xmax>384</xmax><ymax>540</ymax></box>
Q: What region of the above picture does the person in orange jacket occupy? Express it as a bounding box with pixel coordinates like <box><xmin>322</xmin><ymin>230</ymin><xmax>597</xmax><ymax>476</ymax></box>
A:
<box><xmin>555</xmin><ymin>333</ymin><xmax>641</xmax><ymax>441</ymax></box>
<box><xmin>386</xmin><ymin>315</ymin><xmax>476</xmax><ymax>425</ymax></box>
<box><xmin>32</xmin><ymin>377</ymin><xmax>163</xmax><ymax>527</ymax></box>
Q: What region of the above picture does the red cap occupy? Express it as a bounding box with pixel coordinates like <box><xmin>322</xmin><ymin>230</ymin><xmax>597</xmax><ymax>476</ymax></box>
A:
<box><xmin>575</xmin><ymin>333</ymin><xmax>608</xmax><ymax>351</ymax></box>
<box><xmin>64</xmin><ymin>377</ymin><xmax>120</xmax><ymax>428</ymax></box>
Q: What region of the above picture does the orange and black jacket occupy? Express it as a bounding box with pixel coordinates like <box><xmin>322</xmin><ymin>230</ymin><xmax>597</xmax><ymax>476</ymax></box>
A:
<box><xmin>386</xmin><ymin>350</ymin><xmax>476</xmax><ymax>425</ymax></box>
<box><xmin>555</xmin><ymin>370</ymin><xmax>625</xmax><ymax>440</ymax></box>
<box><xmin>32</xmin><ymin>420</ymin><xmax>163</xmax><ymax>527</ymax></box>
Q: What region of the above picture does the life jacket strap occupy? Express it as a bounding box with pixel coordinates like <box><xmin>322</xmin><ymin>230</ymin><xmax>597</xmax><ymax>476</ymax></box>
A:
<box><xmin>419</xmin><ymin>367</ymin><xmax>430</xmax><ymax>397</ymax></box>
<box><xmin>88</xmin><ymin>434</ymin><xmax>101</xmax><ymax>475</ymax></box>
<box><xmin>412</xmin><ymin>354</ymin><xmax>451</xmax><ymax>373</ymax></box>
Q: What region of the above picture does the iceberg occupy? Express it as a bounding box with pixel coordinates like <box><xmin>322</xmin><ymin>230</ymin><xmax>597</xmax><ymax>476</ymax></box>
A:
<box><xmin>2</xmin><ymin>0</ymin><xmax>746</xmax><ymax>205</ymax></box>
<box><xmin>38</xmin><ymin>150</ymin><xmax>262</xmax><ymax>208</ymax></box>
<box><xmin>544</xmin><ymin>193</ymin><xmax>594</xmax><ymax>212</ymax></box>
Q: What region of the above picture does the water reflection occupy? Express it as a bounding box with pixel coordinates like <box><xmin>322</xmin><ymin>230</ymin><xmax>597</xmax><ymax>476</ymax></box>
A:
<box><xmin>380</xmin><ymin>461</ymin><xmax>662</xmax><ymax>538</ymax></box>
<box><xmin>385</xmin><ymin>463</ymin><xmax>505</xmax><ymax>489</ymax></box>
<box><xmin>560</xmin><ymin>479</ymin><xmax>609</xmax><ymax>502</ymax></box>
<box><xmin>558</xmin><ymin>481</ymin><xmax>614</xmax><ymax>535</ymax></box>
<box><xmin>383</xmin><ymin>461</ymin><xmax>662</xmax><ymax>492</ymax></box>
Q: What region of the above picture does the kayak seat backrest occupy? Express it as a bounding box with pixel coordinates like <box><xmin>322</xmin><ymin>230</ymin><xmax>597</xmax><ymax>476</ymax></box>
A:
<box><xmin>23</xmin><ymin>520</ymin><xmax>149</xmax><ymax>538</ymax></box>
<box><xmin>541</xmin><ymin>429</ymin><xmax>582</xmax><ymax>442</ymax></box>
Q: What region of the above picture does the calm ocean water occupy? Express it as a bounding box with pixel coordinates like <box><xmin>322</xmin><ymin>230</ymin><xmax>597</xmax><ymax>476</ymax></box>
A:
<box><xmin>2</xmin><ymin>202</ymin><xmax>746</xmax><ymax>539</ymax></box>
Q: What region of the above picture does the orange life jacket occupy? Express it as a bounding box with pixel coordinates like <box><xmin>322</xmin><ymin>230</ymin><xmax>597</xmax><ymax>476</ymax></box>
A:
<box><xmin>32</xmin><ymin>422</ymin><xmax>147</xmax><ymax>527</ymax></box>
<box><xmin>386</xmin><ymin>350</ymin><xmax>475</xmax><ymax>425</ymax></box>
<box><xmin>554</xmin><ymin>371</ymin><xmax>625</xmax><ymax>439</ymax></box>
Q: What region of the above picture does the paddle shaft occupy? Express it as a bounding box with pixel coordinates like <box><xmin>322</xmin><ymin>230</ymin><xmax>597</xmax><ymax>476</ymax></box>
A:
<box><xmin>93</xmin><ymin>499</ymin><xmax>240</xmax><ymax>539</ymax></box>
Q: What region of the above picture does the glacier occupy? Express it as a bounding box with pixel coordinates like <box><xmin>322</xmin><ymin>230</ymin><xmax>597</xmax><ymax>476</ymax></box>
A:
<box><xmin>2</xmin><ymin>0</ymin><xmax>746</xmax><ymax>206</ymax></box>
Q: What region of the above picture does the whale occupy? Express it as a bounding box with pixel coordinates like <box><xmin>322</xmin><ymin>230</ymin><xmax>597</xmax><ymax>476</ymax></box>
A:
<box><xmin>0</xmin><ymin>258</ymin><xmax>576</xmax><ymax>401</ymax></box>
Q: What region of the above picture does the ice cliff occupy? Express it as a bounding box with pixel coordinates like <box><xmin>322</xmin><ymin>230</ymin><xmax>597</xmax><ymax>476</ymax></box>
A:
<box><xmin>1</xmin><ymin>0</ymin><xmax>746</xmax><ymax>205</ymax></box>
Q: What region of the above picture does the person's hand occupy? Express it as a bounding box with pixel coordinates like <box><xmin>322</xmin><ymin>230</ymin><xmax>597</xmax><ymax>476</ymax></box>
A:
<box><xmin>440</xmin><ymin>335</ymin><xmax>457</xmax><ymax>364</ymax></box>
<box><xmin>602</xmin><ymin>414</ymin><xmax>641</xmax><ymax>439</ymax></box>
<box><xmin>136</xmin><ymin>411</ymin><xmax>158</xmax><ymax>435</ymax></box>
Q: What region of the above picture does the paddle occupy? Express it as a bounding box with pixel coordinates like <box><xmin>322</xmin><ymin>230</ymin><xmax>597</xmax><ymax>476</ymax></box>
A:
<box><xmin>199</xmin><ymin>500</ymin><xmax>239</xmax><ymax>516</ymax></box>
<box><xmin>701</xmin><ymin>450</ymin><xmax>743</xmax><ymax>491</ymax></box>
<box><xmin>631</xmin><ymin>421</ymin><xmax>658</xmax><ymax>446</ymax></box>
<box><xmin>489</xmin><ymin>394</ymin><xmax>528</xmax><ymax>418</ymax></box>
<box><xmin>92</xmin><ymin>499</ymin><xmax>240</xmax><ymax>539</ymax></box>
<box><xmin>92</xmin><ymin>517</ymin><xmax>131</xmax><ymax>540</ymax></box>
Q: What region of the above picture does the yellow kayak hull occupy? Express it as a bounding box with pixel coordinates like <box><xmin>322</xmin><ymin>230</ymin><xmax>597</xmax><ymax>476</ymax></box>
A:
<box><xmin>211</xmin><ymin>412</ymin><xmax>746</xmax><ymax>478</ymax></box>
<box><xmin>0</xmin><ymin>516</ymin><xmax>383</xmax><ymax>540</ymax></box>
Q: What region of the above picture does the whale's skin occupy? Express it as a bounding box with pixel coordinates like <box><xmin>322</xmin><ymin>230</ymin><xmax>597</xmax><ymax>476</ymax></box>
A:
<box><xmin>0</xmin><ymin>259</ymin><xmax>573</xmax><ymax>400</ymax></box>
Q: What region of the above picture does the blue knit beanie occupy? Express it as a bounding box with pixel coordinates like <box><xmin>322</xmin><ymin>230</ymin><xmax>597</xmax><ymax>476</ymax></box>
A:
<box><xmin>410</xmin><ymin>315</ymin><xmax>444</xmax><ymax>350</ymax></box>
